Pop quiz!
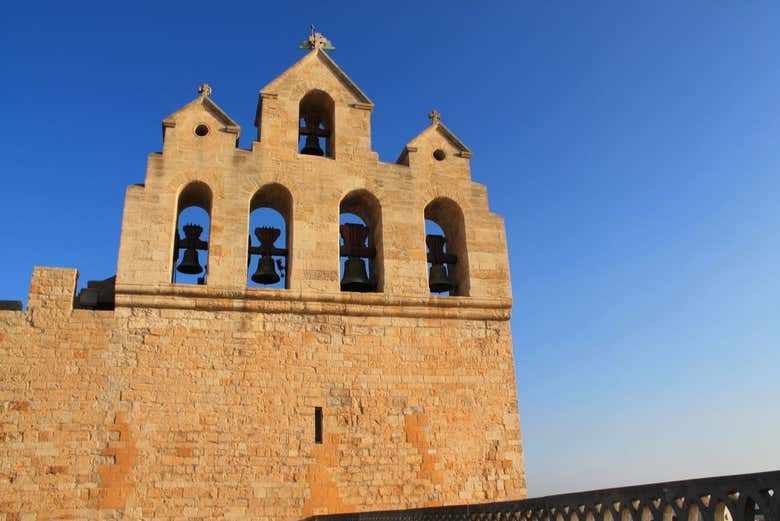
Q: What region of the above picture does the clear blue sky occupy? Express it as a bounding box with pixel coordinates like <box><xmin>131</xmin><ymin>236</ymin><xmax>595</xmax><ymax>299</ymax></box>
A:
<box><xmin>2</xmin><ymin>1</ymin><xmax>778</xmax><ymax>497</ymax></box>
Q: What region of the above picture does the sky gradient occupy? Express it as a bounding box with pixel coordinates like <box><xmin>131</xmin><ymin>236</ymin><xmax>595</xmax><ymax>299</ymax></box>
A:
<box><xmin>2</xmin><ymin>1</ymin><xmax>778</xmax><ymax>496</ymax></box>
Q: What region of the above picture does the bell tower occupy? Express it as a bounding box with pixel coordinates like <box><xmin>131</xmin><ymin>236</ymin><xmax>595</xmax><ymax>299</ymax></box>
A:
<box><xmin>4</xmin><ymin>31</ymin><xmax>525</xmax><ymax>518</ymax></box>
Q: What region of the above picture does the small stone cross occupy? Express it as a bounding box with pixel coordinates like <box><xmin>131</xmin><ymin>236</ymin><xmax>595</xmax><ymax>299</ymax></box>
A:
<box><xmin>198</xmin><ymin>83</ymin><xmax>212</xmax><ymax>97</ymax></box>
<box><xmin>428</xmin><ymin>110</ymin><xmax>441</xmax><ymax>125</ymax></box>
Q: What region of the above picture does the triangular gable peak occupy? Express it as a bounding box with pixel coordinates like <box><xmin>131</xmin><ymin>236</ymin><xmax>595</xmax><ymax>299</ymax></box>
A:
<box><xmin>162</xmin><ymin>87</ymin><xmax>240</xmax><ymax>142</ymax></box>
<box><xmin>398</xmin><ymin>115</ymin><xmax>473</xmax><ymax>165</ymax></box>
<box><xmin>255</xmin><ymin>49</ymin><xmax>376</xmax><ymax>159</ymax></box>
<box><xmin>258</xmin><ymin>49</ymin><xmax>374</xmax><ymax>121</ymax></box>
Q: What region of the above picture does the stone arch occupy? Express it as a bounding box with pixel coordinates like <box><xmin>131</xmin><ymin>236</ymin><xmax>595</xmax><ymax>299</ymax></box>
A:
<box><xmin>248</xmin><ymin>183</ymin><xmax>293</xmax><ymax>289</ymax></box>
<box><xmin>339</xmin><ymin>189</ymin><xmax>383</xmax><ymax>292</ymax></box>
<box><xmin>424</xmin><ymin>197</ymin><xmax>469</xmax><ymax>296</ymax></box>
<box><xmin>299</xmin><ymin>89</ymin><xmax>335</xmax><ymax>158</ymax></box>
<box><xmin>172</xmin><ymin>181</ymin><xmax>212</xmax><ymax>285</ymax></box>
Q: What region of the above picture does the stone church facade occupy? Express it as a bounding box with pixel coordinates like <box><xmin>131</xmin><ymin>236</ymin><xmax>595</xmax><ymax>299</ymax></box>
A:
<box><xmin>0</xmin><ymin>34</ymin><xmax>526</xmax><ymax>519</ymax></box>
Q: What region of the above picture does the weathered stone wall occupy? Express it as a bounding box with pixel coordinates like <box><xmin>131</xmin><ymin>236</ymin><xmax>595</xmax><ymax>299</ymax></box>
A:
<box><xmin>1</xmin><ymin>269</ymin><xmax>121</xmax><ymax>518</ymax></box>
<box><xmin>1</xmin><ymin>268</ymin><xmax>525</xmax><ymax>519</ymax></box>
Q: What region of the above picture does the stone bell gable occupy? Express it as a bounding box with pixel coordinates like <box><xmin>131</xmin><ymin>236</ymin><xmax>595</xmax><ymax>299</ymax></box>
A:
<box><xmin>116</xmin><ymin>41</ymin><xmax>511</xmax><ymax>301</ymax></box>
<box><xmin>1</xmin><ymin>32</ymin><xmax>525</xmax><ymax>519</ymax></box>
<box><xmin>256</xmin><ymin>48</ymin><xmax>375</xmax><ymax>161</ymax></box>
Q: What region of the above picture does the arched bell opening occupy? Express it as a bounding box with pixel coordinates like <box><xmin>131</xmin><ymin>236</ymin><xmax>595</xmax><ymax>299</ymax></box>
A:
<box><xmin>339</xmin><ymin>190</ymin><xmax>383</xmax><ymax>293</ymax></box>
<box><xmin>172</xmin><ymin>181</ymin><xmax>212</xmax><ymax>285</ymax></box>
<box><xmin>299</xmin><ymin>89</ymin><xmax>335</xmax><ymax>158</ymax></box>
<box><xmin>248</xmin><ymin>183</ymin><xmax>292</xmax><ymax>289</ymax></box>
<box><xmin>424</xmin><ymin>197</ymin><xmax>469</xmax><ymax>296</ymax></box>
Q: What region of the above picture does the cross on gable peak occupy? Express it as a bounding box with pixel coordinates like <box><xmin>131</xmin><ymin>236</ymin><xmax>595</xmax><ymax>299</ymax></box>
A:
<box><xmin>300</xmin><ymin>25</ymin><xmax>336</xmax><ymax>51</ymax></box>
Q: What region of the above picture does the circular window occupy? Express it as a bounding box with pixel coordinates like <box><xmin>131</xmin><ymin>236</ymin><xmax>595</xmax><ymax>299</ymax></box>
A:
<box><xmin>194</xmin><ymin>124</ymin><xmax>209</xmax><ymax>137</ymax></box>
<box><xmin>433</xmin><ymin>149</ymin><xmax>446</xmax><ymax>161</ymax></box>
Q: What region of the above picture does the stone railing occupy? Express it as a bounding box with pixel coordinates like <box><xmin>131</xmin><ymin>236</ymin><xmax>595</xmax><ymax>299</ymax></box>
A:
<box><xmin>304</xmin><ymin>471</ymin><xmax>778</xmax><ymax>521</ymax></box>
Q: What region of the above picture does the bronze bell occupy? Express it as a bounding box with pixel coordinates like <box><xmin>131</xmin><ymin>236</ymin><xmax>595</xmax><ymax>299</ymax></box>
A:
<box><xmin>300</xmin><ymin>134</ymin><xmax>324</xmax><ymax>156</ymax></box>
<box><xmin>177</xmin><ymin>247</ymin><xmax>202</xmax><ymax>274</ymax></box>
<box><xmin>341</xmin><ymin>257</ymin><xmax>372</xmax><ymax>292</ymax></box>
<box><xmin>176</xmin><ymin>224</ymin><xmax>206</xmax><ymax>275</ymax></box>
<box><xmin>428</xmin><ymin>263</ymin><xmax>455</xmax><ymax>293</ymax></box>
<box><xmin>251</xmin><ymin>255</ymin><xmax>281</xmax><ymax>285</ymax></box>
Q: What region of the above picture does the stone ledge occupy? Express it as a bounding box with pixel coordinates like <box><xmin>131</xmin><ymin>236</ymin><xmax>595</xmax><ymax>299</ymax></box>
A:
<box><xmin>114</xmin><ymin>284</ymin><xmax>512</xmax><ymax>320</ymax></box>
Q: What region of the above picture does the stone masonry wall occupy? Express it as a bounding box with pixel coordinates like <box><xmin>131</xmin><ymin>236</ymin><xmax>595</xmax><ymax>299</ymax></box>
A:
<box><xmin>0</xmin><ymin>268</ymin><xmax>525</xmax><ymax>520</ymax></box>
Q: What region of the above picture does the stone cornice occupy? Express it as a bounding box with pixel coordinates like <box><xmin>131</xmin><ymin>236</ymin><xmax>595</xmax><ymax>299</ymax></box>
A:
<box><xmin>115</xmin><ymin>284</ymin><xmax>512</xmax><ymax>321</ymax></box>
